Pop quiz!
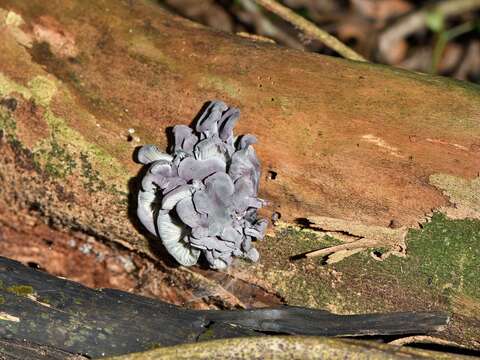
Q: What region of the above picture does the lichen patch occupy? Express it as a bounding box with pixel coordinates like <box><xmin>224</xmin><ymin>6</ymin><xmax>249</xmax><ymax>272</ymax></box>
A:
<box><xmin>430</xmin><ymin>173</ymin><xmax>480</xmax><ymax>220</ymax></box>
<box><xmin>28</xmin><ymin>75</ymin><xmax>58</xmax><ymax>107</ymax></box>
<box><xmin>4</xmin><ymin>10</ymin><xmax>24</xmax><ymax>27</ymax></box>
<box><xmin>0</xmin><ymin>9</ymin><xmax>33</xmax><ymax>48</ymax></box>
<box><xmin>0</xmin><ymin>73</ymin><xmax>32</xmax><ymax>99</ymax></box>
<box><xmin>0</xmin><ymin>312</ymin><xmax>20</xmax><ymax>322</ymax></box>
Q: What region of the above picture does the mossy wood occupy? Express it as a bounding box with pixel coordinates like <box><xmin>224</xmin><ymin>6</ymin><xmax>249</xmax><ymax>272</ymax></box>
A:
<box><xmin>108</xmin><ymin>337</ymin><xmax>478</xmax><ymax>360</ymax></box>
<box><xmin>0</xmin><ymin>257</ymin><xmax>449</xmax><ymax>358</ymax></box>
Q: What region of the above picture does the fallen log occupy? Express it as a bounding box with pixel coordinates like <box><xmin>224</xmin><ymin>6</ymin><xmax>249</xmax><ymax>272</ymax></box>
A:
<box><xmin>0</xmin><ymin>256</ymin><xmax>448</xmax><ymax>358</ymax></box>
<box><xmin>0</xmin><ymin>0</ymin><xmax>479</xmax><ymax>257</ymax></box>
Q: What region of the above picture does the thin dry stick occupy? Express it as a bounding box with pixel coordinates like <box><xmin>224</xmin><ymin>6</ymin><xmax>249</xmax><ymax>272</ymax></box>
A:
<box><xmin>302</xmin><ymin>239</ymin><xmax>372</xmax><ymax>259</ymax></box>
<box><xmin>238</xmin><ymin>0</ymin><xmax>305</xmax><ymax>50</ymax></box>
<box><xmin>252</xmin><ymin>0</ymin><xmax>367</xmax><ymax>62</ymax></box>
<box><xmin>389</xmin><ymin>335</ymin><xmax>464</xmax><ymax>348</ymax></box>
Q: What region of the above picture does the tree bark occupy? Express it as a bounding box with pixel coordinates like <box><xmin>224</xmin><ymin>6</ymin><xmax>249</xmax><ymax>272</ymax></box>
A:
<box><xmin>0</xmin><ymin>0</ymin><xmax>479</xmax><ymax>239</ymax></box>
<box><xmin>0</xmin><ymin>339</ymin><xmax>87</xmax><ymax>360</ymax></box>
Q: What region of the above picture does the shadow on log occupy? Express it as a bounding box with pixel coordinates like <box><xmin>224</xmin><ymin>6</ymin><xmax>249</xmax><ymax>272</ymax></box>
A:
<box><xmin>0</xmin><ymin>339</ymin><xmax>87</xmax><ymax>360</ymax></box>
<box><xmin>0</xmin><ymin>256</ymin><xmax>448</xmax><ymax>358</ymax></box>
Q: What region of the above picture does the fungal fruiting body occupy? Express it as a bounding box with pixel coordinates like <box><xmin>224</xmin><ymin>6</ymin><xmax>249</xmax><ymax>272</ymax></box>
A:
<box><xmin>137</xmin><ymin>101</ymin><xmax>268</xmax><ymax>269</ymax></box>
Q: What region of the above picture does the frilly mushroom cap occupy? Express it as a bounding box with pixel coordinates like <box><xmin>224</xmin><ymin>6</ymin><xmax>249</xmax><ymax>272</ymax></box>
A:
<box><xmin>196</xmin><ymin>101</ymin><xmax>228</xmax><ymax>137</ymax></box>
<box><xmin>137</xmin><ymin>144</ymin><xmax>173</xmax><ymax>164</ymax></box>
<box><xmin>136</xmin><ymin>100</ymin><xmax>267</xmax><ymax>269</ymax></box>
<box><xmin>218</xmin><ymin>107</ymin><xmax>240</xmax><ymax>143</ymax></box>
<box><xmin>176</xmin><ymin>197</ymin><xmax>203</xmax><ymax>229</ymax></box>
<box><xmin>157</xmin><ymin>213</ymin><xmax>201</xmax><ymax>266</ymax></box>
<box><xmin>177</xmin><ymin>157</ymin><xmax>225</xmax><ymax>182</ymax></box>
<box><xmin>173</xmin><ymin>125</ymin><xmax>198</xmax><ymax>154</ymax></box>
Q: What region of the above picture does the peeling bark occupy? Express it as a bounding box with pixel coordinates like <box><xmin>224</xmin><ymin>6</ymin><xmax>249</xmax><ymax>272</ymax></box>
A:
<box><xmin>294</xmin><ymin>216</ymin><xmax>408</xmax><ymax>262</ymax></box>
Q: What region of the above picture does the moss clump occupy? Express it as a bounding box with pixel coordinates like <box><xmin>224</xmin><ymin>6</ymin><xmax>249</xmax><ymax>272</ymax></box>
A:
<box><xmin>197</xmin><ymin>327</ymin><xmax>215</xmax><ymax>341</ymax></box>
<box><xmin>5</xmin><ymin>285</ymin><xmax>34</xmax><ymax>297</ymax></box>
<box><xmin>265</xmin><ymin>225</ymin><xmax>342</xmax><ymax>258</ymax></box>
<box><xmin>363</xmin><ymin>212</ymin><xmax>480</xmax><ymax>300</ymax></box>
<box><xmin>253</xmin><ymin>225</ymin><xmax>341</xmax><ymax>308</ymax></box>
<box><xmin>0</xmin><ymin>109</ymin><xmax>17</xmax><ymax>135</ymax></box>
<box><xmin>0</xmin><ymin>296</ymin><xmax>5</xmax><ymax>304</ymax></box>
<box><xmin>34</xmin><ymin>137</ymin><xmax>77</xmax><ymax>178</ymax></box>
<box><xmin>74</xmin><ymin>298</ymin><xmax>83</xmax><ymax>305</ymax></box>
<box><xmin>254</xmin><ymin>214</ymin><xmax>480</xmax><ymax>316</ymax></box>
<box><xmin>406</xmin><ymin>213</ymin><xmax>480</xmax><ymax>299</ymax></box>
<box><xmin>331</xmin><ymin>212</ymin><xmax>480</xmax><ymax>313</ymax></box>
<box><xmin>80</xmin><ymin>151</ymin><xmax>106</xmax><ymax>192</ymax></box>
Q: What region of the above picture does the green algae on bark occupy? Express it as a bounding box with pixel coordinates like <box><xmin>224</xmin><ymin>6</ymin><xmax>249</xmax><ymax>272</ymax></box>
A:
<box><xmin>254</xmin><ymin>213</ymin><xmax>480</xmax><ymax>313</ymax></box>
<box><xmin>405</xmin><ymin>213</ymin><xmax>480</xmax><ymax>300</ymax></box>
<box><xmin>106</xmin><ymin>336</ymin><xmax>469</xmax><ymax>360</ymax></box>
<box><xmin>338</xmin><ymin>213</ymin><xmax>480</xmax><ymax>305</ymax></box>
<box><xmin>250</xmin><ymin>226</ymin><xmax>342</xmax><ymax>309</ymax></box>
<box><xmin>5</xmin><ymin>285</ymin><xmax>34</xmax><ymax>297</ymax></box>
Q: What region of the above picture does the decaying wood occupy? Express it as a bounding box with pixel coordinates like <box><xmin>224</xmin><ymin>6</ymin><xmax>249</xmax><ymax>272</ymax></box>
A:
<box><xmin>388</xmin><ymin>335</ymin><xmax>466</xmax><ymax>348</ymax></box>
<box><xmin>107</xmin><ymin>336</ymin><xmax>478</xmax><ymax>360</ymax></box>
<box><xmin>0</xmin><ymin>256</ymin><xmax>449</xmax><ymax>358</ymax></box>
<box><xmin>291</xmin><ymin>216</ymin><xmax>407</xmax><ymax>261</ymax></box>
<box><xmin>0</xmin><ymin>0</ymin><xmax>479</xmax><ymax>252</ymax></box>
<box><xmin>0</xmin><ymin>339</ymin><xmax>86</xmax><ymax>360</ymax></box>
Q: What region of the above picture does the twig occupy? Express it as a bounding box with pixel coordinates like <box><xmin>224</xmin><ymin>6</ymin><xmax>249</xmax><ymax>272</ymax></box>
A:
<box><xmin>290</xmin><ymin>216</ymin><xmax>407</xmax><ymax>260</ymax></box>
<box><xmin>389</xmin><ymin>335</ymin><xmax>464</xmax><ymax>348</ymax></box>
<box><xmin>379</xmin><ymin>0</ymin><xmax>480</xmax><ymax>62</ymax></box>
<box><xmin>252</xmin><ymin>0</ymin><xmax>367</xmax><ymax>62</ymax></box>
<box><xmin>238</xmin><ymin>0</ymin><xmax>305</xmax><ymax>50</ymax></box>
<box><xmin>299</xmin><ymin>238</ymin><xmax>373</xmax><ymax>259</ymax></box>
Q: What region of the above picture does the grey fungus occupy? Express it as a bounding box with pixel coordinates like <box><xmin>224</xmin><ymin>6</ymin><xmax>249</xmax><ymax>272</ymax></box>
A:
<box><xmin>136</xmin><ymin>101</ymin><xmax>267</xmax><ymax>269</ymax></box>
<box><xmin>138</xmin><ymin>145</ymin><xmax>173</xmax><ymax>164</ymax></box>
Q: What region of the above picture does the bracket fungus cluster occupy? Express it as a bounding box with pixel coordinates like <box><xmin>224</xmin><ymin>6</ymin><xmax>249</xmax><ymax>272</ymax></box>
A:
<box><xmin>136</xmin><ymin>101</ymin><xmax>268</xmax><ymax>269</ymax></box>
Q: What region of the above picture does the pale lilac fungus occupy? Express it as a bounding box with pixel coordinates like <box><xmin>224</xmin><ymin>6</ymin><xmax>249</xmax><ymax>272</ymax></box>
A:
<box><xmin>136</xmin><ymin>101</ymin><xmax>267</xmax><ymax>269</ymax></box>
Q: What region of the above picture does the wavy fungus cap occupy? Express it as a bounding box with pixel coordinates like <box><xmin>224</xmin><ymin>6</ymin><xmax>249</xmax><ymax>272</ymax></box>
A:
<box><xmin>136</xmin><ymin>101</ymin><xmax>267</xmax><ymax>269</ymax></box>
